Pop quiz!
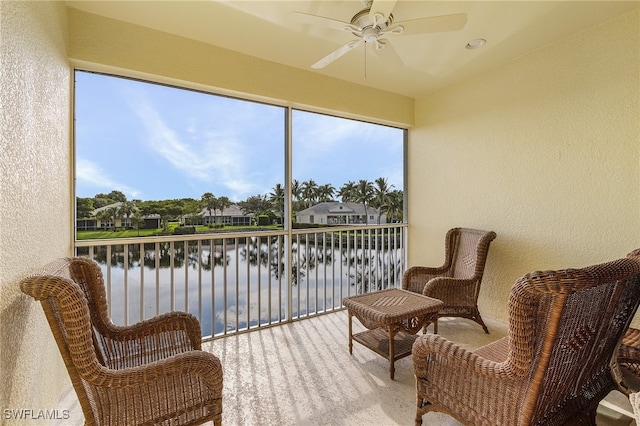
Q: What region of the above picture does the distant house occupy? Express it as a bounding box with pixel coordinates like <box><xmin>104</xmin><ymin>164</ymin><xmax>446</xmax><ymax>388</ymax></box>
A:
<box><xmin>92</xmin><ymin>202</ymin><xmax>125</xmax><ymax>229</ymax></box>
<box><xmin>200</xmin><ymin>204</ymin><xmax>252</xmax><ymax>226</ymax></box>
<box><xmin>76</xmin><ymin>202</ymin><xmax>161</xmax><ymax>230</ymax></box>
<box><xmin>76</xmin><ymin>217</ymin><xmax>98</xmax><ymax>231</ymax></box>
<box><xmin>76</xmin><ymin>202</ymin><xmax>123</xmax><ymax>230</ymax></box>
<box><xmin>296</xmin><ymin>202</ymin><xmax>386</xmax><ymax>225</ymax></box>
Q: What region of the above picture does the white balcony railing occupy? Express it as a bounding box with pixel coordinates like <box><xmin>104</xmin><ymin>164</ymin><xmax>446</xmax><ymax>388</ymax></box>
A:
<box><xmin>74</xmin><ymin>224</ymin><xmax>408</xmax><ymax>340</ymax></box>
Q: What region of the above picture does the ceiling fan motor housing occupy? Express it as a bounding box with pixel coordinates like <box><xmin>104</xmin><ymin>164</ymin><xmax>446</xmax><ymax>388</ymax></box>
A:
<box><xmin>350</xmin><ymin>8</ymin><xmax>394</xmax><ymax>41</ymax></box>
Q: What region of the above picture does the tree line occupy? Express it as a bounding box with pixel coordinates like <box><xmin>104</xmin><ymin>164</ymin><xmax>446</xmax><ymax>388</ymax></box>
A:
<box><xmin>76</xmin><ymin>177</ymin><xmax>403</xmax><ymax>229</ymax></box>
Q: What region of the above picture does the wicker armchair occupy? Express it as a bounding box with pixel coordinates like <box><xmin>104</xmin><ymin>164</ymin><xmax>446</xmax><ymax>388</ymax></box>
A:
<box><xmin>617</xmin><ymin>247</ymin><xmax>640</xmax><ymax>388</ymax></box>
<box><xmin>412</xmin><ymin>252</ymin><xmax>640</xmax><ymax>426</ymax></box>
<box><xmin>619</xmin><ymin>327</ymin><xmax>640</xmax><ymax>382</ymax></box>
<box><xmin>20</xmin><ymin>257</ymin><xmax>223</xmax><ymax>426</ymax></box>
<box><xmin>402</xmin><ymin>227</ymin><xmax>496</xmax><ymax>333</ymax></box>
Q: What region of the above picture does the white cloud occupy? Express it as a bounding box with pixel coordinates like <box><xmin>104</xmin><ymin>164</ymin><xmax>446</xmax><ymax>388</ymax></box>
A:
<box><xmin>295</xmin><ymin>113</ymin><xmax>359</xmax><ymax>152</ymax></box>
<box><xmin>75</xmin><ymin>158</ymin><xmax>141</xmax><ymax>198</ymax></box>
<box><xmin>292</xmin><ymin>111</ymin><xmax>404</xmax><ymax>186</ymax></box>
<box><xmin>134</xmin><ymin>99</ymin><xmax>258</xmax><ymax>198</ymax></box>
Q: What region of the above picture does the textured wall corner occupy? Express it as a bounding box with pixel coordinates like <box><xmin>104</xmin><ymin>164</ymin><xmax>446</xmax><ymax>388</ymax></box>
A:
<box><xmin>1</xmin><ymin>0</ymin><xmax>72</xmax><ymax>416</ymax></box>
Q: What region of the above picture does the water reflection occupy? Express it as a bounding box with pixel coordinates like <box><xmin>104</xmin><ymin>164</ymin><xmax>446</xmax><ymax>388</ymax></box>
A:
<box><xmin>79</xmin><ymin>235</ymin><xmax>403</xmax><ymax>337</ymax></box>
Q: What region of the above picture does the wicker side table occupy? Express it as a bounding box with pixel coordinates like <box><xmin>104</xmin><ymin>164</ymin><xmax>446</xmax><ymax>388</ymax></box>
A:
<box><xmin>343</xmin><ymin>288</ymin><xmax>444</xmax><ymax>379</ymax></box>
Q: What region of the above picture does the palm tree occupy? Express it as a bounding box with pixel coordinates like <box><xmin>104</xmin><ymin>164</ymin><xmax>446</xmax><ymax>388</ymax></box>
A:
<box><xmin>386</xmin><ymin>190</ymin><xmax>404</xmax><ymax>223</ymax></box>
<box><xmin>291</xmin><ymin>179</ymin><xmax>301</xmax><ymax>202</ymax></box>
<box><xmin>118</xmin><ymin>200</ymin><xmax>136</xmax><ymax>228</ymax></box>
<box><xmin>373</xmin><ymin>177</ymin><xmax>394</xmax><ymax>224</ymax></box>
<box><xmin>268</xmin><ymin>183</ymin><xmax>285</xmax><ymax>223</ymax></box>
<box><xmin>94</xmin><ymin>208</ymin><xmax>110</xmax><ymax>230</ymax></box>
<box><xmin>201</xmin><ymin>192</ymin><xmax>216</xmax><ymax>225</ymax></box>
<box><xmin>355</xmin><ymin>179</ymin><xmax>374</xmax><ymax>224</ymax></box>
<box><xmin>301</xmin><ymin>179</ymin><xmax>319</xmax><ymax>208</ymax></box>
<box><xmin>338</xmin><ymin>181</ymin><xmax>357</xmax><ymax>202</ymax></box>
<box><xmin>216</xmin><ymin>196</ymin><xmax>232</xmax><ymax>223</ymax></box>
<box><xmin>291</xmin><ymin>179</ymin><xmax>305</xmax><ymax>213</ymax></box>
<box><xmin>317</xmin><ymin>183</ymin><xmax>335</xmax><ymax>202</ymax></box>
<box><xmin>94</xmin><ymin>206</ymin><xmax>119</xmax><ymax>231</ymax></box>
<box><xmin>131</xmin><ymin>211</ymin><xmax>145</xmax><ymax>236</ymax></box>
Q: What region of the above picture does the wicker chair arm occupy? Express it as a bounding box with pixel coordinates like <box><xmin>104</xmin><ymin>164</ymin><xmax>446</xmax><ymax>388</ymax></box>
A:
<box><xmin>402</xmin><ymin>265</ymin><xmax>449</xmax><ymax>293</ymax></box>
<box><xmin>423</xmin><ymin>276</ymin><xmax>475</xmax><ymax>289</ymax></box>
<box><xmin>421</xmin><ymin>276</ymin><xmax>477</xmax><ymax>301</ymax></box>
<box><xmin>87</xmin><ymin>350</ymin><xmax>222</xmax><ymax>389</ymax></box>
<box><xmin>101</xmin><ymin>311</ymin><xmax>202</xmax><ymax>351</ymax></box>
<box><xmin>412</xmin><ymin>334</ymin><xmax>515</xmax><ymax>380</ymax></box>
<box><xmin>413</xmin><ymin>334</ymin><xmax>527</xmax><ymax>425</ymax></box>
<box><xmin>406</xmin><ymin>265</ymin><xmax>450</xmax><ymax>278</ymax></box>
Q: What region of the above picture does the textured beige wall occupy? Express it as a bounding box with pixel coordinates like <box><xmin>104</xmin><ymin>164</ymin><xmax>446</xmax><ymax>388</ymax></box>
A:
<box><xmin>67</xmin><ymin>7</ymin><xmax>413</xmax><ymax>128</ymax></box>
<box><xmin>409</xmin><ymin>10</ymin><xmax>640</xmax><ymax>324</ymax></box>
<box><xmin>0</xmin><ymin>0</ymin><xmax>72</xmax><ymax>417</ymax></box>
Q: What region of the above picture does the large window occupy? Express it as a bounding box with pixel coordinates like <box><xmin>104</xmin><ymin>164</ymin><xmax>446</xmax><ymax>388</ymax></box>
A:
<box><xmin>75</xmin><ymin>71</ymin><xmax>285</xmax><ymax>235</ymax></box>
<box><xmin>74</xmin><ymin>71</ymin><xmax>405</xmax><ymax>237</ymax></box>
<box><xmin>74</xmin><ymin>71</ymin><xmax>406</xmax><ymax>332</ymax></box>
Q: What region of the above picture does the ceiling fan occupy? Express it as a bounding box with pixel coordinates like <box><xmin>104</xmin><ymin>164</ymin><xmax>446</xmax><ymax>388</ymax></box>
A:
<box><xmin>290</xmin><ymin>0</ymin><xmax>467</xmax><ymax>70</ymax></box>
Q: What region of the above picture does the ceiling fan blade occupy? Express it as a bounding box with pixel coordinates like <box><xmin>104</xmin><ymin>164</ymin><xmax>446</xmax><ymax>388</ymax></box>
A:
<box><xmin>394</xmin><ymin>13</ymin><xmax>467</xmax><ymax>35</ymax></box>
<box><xmin>373</xmin><ymin>39</ymin><xmax>404</xmax><ymax>73</ymax></box>
<box><xmin>369</xmin><ymin>0</ymin><xmax>398</xmax><ymax>26</ymax></box>
<box><xmin>311</xmin><ymin>39</ymin><xmax>364</xmax><ymax>69</ymax></box>
<box><xmin>288</xmin><ymin>11</ymin><xmax>359</xmax><ymax>33</ymax></box>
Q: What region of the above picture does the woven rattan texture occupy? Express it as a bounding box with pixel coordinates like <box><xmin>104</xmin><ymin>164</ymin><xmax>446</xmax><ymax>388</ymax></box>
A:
<box><xmin>20</xmin><ymin>257</ymin><xmax>223</xmax><ymax>426</ymax></box>
<box><xmin>630</xmin><ymin>392</ymin><xmax>640</xmax><ymax>423</ymax></box>
<box><xmin>619</xmin><ymin>327</ymin><xmax>640</xmax><ymax>380</ymax></box>
<box><xmin>353</xmin><ymin>327</ymin><xmax>419</xmax><ymax>359</ymax></box>
<box><xmin>412</xmin><ymin>251</ymin><xmax>640</xmax><ymax>426</ymax></box>
<box><xmin>343</xmin><ymin>288</ymin><xmax>443</xmax><ymax>329</ymax></box>
<box><xmin>402</xmin><ymin>228</ymin><xmax>496</xmax><ymax>333</ymax></box>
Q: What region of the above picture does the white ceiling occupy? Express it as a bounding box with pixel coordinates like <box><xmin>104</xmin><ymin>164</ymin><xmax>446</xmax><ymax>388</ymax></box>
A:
<box><xmin>67</xmin><ymin>1</ymin><xmax>639</xmax><ymax>98</ymax></box>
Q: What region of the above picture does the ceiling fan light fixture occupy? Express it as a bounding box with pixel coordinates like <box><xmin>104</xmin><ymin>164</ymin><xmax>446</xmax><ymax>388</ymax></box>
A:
<box><xmin>466</xmin><ymin>38</ymin><xmax>486</xmax><ymax>50</ymax></box>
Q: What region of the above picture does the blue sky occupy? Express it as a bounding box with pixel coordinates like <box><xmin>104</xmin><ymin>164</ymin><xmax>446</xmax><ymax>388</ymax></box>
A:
<box><xmin>75</xmin><ymin>71</ymin><xmax>404</xmax><ymax>202</ymax></box>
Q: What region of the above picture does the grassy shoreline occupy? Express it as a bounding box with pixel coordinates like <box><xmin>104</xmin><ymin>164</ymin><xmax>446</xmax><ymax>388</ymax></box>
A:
<box><xmin>76</xmin><ymin>224</ymin><xmax>285</xmax><ymax>240</ymax></box>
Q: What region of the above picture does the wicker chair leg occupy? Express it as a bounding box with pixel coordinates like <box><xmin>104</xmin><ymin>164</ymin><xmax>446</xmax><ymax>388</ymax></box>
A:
<box><xmin>415</xmin><ymin>397</ymin><xmax>428</xmax><ymax>426</ymax></box>
<box><xmin>471</xmin><ymin>309</ymin><xmax>489</xmax><ymax>334</ymax></box>
<box><xmin>457</xmin><ymin>312</ymin><xmax>490</xmax><ymax>333</ymax></box>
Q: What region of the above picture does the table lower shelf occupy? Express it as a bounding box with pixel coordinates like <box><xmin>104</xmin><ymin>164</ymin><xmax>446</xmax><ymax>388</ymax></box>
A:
<box><xmin>352</xmin><ymin>328</ymin><xmax>420</xmax><ymax>362</ymax></box>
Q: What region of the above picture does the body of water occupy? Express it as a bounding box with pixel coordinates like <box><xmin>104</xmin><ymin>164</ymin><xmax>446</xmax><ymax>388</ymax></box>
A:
<box><xmin>78</xmin><ymin>234</ymin><xmax>404</xmax><ymax>337</ymax></box>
